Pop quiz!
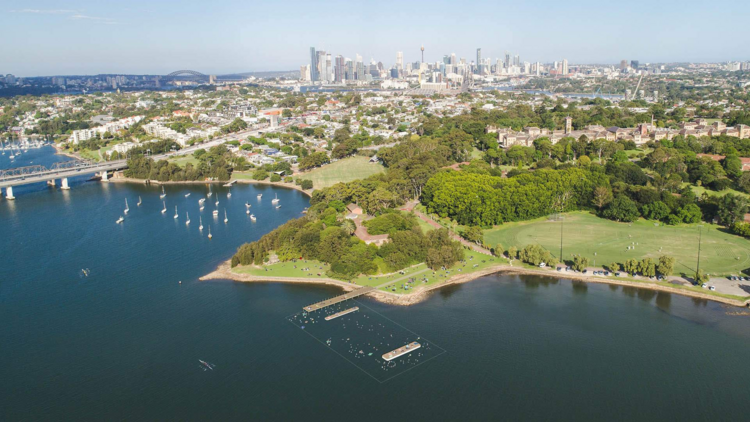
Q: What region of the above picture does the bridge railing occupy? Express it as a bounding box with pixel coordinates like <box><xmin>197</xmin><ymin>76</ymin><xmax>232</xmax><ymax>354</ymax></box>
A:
<box><xmin>0</xmin><ymin>159</ymin><xmax>126</xmax><ymax>182</ymax></box>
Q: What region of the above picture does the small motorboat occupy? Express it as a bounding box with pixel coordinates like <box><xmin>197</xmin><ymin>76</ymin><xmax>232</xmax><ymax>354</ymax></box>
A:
<box><xmin>245</xmin><ymin>202</ymin><xmax>251</xmax><ymax>208</ymax></box>
<box><xmin>250</xmin><ymin>214</ymin><xmax>256</xmax><ymax>222</ymax></box>
<box><xmin>257</xmin><ymin>194</ymin><xmax>262</xmax><ymax>199</ymax></box>
<box><xmin>116</xmin><ymin>216</ymin><xmax>124</xmax><ymax>224</ymax></box>
<box><xmin>185</xmin><ymin>193</ymin><xmax>191</xmax><ymax>198</ymax></box>
<box><xmin>212</xmin><ymin>210</ymin><xmax>219</xmax><ymax>217</ymax></box>
<box><xmin>227</xmin><ymin>192</ymin><xmax>232</xmax><ymax>198</ymax></box>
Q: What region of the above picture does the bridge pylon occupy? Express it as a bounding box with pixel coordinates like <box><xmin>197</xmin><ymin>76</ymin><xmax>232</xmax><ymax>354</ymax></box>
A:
<box><xmin>61</xmin><ymin>178</ymin><xmax>70</xmax><ymax>190</ymax></box>
<box><xmin>5</xmin><ymin>186</ymin><xmax>15</xmax><ymax>200</ymax></box>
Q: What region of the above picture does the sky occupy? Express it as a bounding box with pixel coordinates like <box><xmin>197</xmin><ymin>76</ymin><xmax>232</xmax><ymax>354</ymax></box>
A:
<box><xmin>1</xmin><ymin>0</ymin><xmax>749</xmax><ymax>77</ymax></box>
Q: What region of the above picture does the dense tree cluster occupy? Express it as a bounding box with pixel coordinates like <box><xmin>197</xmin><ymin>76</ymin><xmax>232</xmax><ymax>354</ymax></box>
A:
<box><xmin>125</xmin><ymin>145</ymin><xmax>234</xmax><ymax>182</ymax></box>
<box><xmin>231</xmin><ymin>202</ymin><xmax>464</xmax><ymax>280</ymax></box>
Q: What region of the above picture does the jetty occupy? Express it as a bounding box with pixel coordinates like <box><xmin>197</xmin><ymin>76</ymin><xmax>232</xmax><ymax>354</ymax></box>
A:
<box><xmin>223</xmin><ymin>180</ymin><xmax>237</xmax><ymax>187</ymax></box>
<box><xmin>382</xmin><ymin>342</ymin><xmax>421</xmax><ymax>361</ymax></box>
<box><xmin>303</xmin><ymin>287</ymin><xmax>374</xmax><ymax>312</ymax></box>
<box><xmin>325</xmin><ymin>306</ymin><xmax>359</xmax><ymax>321</ymax></box>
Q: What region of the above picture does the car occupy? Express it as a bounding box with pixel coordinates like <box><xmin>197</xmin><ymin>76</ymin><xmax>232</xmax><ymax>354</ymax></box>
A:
<box><xmin>701</xmin><ymin>283</ymin><xmax>707</xmax><ymax>289</ymax></box>
<box><xmin>582</xmin><ymin>269</ymin><xmax>588</xmax><ymax>274</ymax></box>
<box><xmin>709</xmin><ymin>286</ymin><xmax>716</xmax><ymax>291</ymax></box>
<box><xmin>604</xmin><ymin>271</ymin><xmax>610</xmax><ymax>276</ymax></box>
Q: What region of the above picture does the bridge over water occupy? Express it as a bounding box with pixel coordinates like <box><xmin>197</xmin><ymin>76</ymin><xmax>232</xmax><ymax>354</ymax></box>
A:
<box><xmin>0</xmin><ymin>159</ymin><xmax>128</xmax><ymax>199</ymax></box>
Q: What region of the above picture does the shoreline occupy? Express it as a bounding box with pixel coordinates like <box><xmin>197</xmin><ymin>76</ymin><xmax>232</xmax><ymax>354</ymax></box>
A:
<box><xmin>108</xmin><ymin>174</ymin><xmax>313</xmax><ymax>197</ymax></box>
<box><xmin>201</xmin><ymin>260</ymin><xmax>750</xmax><ymax>309</ymax></box>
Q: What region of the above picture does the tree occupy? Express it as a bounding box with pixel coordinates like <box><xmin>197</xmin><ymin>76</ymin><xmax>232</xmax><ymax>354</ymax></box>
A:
<box><xmin>642</xmin><ymin>201</ymin><xmax>670</xmax><ymax>221</ymax></box>
<box><xmin>270</xmin><ymin>173</ymin><xmax>281</xmax><ymax>182</ymax></box>
<box><xmin>677</xmin><ymin>204</ymin><xmax>702</xmax><ymax>224</ymax></box>
<box><xmin>602</xmin><ymin>195</ymin><xmax>640</xmax><ymax>222</ymax></box>
<box><xmin>571</xmin><ymin>255</ymin><xmax>588</xmax><ymax>272</ymax></box>
<box><xmin>608</xmin><ymin>262</ymin><xmax>620</xmax><ymax>272</ymax></box>
<box><xmin>623</xmin><ymin>258</ymin><xmax>639</xmax><ymax>275</ymax></box>
<box><xmin>592</xmin><ymin>186</ymin><xmax>613</xmax><ymax>210</ymax></box>
<box><xmin>507</xmin><ymin>246</ymin><xmax>518</xmax><ymax>259</ymax></box>
<box><xmin>282</xmin><ymin>108</ymin><xmax>292</xmax><ymax>118</ymax></box>
<box><xmin>656</xmin><ymin>256</ymin><xmax>675</xmax><ymax>277</ymax></box>
<box><xmin>493</xmin><ymin>244</ymin><xmax>505</xmax><ymax>258</ymax></box>
<box><xmin>639</xmin><ymin>258</ymin><xmax>656</xmax><ymax>277</ymax></box>
<box><xmin>300</xmin><ymin>179</ymin><xmax>313</xmax><ymax>190</ymax></box>
<box><xmin>738</xmin><ymin>172</ymin><xmax>750</xmax><ymax>193</ymax></box>
<box><xmin>461</xmin><ymin>226</ymin><xmax>484</xmax><ymax>244</ymax></box>
<box><xmin>695</xmin><ymin>269</ymin><xmax>709</xmax><ymax>284</ymax></box>
<box><xmin>518</xmin><ymin>244</ymin><xmax>556</xmax><ymax>266</ymax></box>
<box><xmin>252</xmin><ymin>169</ymin><xmax>269</xmax><ymax>180</ymax></box>
<box><xmin>717</xmin><ymin>193</ymin><xmax>749</xmax><ymax>226</ymax></box>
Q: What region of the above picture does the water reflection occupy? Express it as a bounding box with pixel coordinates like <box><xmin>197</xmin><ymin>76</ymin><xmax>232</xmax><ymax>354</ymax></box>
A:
<box><xmin>655</xmin><ymin>291</ymin><xmax>672</xmax><ymax>310</ymax></box>
<box><xmin>520</xmin><ymin>274</ymin><xmax>559</xmax><ymax>289</ymax></box>
<box><xmin>571</xmin><ymin>280</ymin><xmax>588</xmax><ymax>294</ymax></box>
<box><xmin>637</xmin><ymin>288</ymin><xmax>657</xmax><ymax>303</ymax></box>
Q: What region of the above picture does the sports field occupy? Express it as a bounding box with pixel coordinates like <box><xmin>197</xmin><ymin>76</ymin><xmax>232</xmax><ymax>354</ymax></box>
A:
<box><xmin>484</xmin><ymin>212</ymin><xmax>750</xmax><ymax>276</ymax></box>
<box><xmin>300</xmin><ymin>156</ymin><xmax>385</xmax><ymax>189</ymax></box>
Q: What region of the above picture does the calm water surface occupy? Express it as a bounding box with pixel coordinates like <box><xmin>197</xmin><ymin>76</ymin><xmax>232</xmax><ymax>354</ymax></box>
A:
<box><xmin>2</xmin><ymin>148</ymin><xmax>750</xmax><ymax>421</ymax></box>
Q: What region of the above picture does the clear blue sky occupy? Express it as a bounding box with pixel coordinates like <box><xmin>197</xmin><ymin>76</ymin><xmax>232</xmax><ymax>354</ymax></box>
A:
<box><xmin>2</xmin><ymin>0</ymin><xmax>749</xmax><ymax>77</ymax></box>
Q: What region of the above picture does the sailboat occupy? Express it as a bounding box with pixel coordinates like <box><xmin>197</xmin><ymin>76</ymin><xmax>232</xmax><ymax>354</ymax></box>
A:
<box><xmin>224</xmin><ymin>210</ymin><xmax>228</xmax><ymax>223</ymax></box>
<box><xmin>227</xmin><ymin>191</ymin><xmax>232</xmax><ymax>199</ymax></box>
<box><xmin>199</xmin><ymin>216</ymin><xmax>204</xmax><ymax>231</ymax></box>
<box><xmin>245</xmin><ymin>202</ymin><xmax>251</xmax><ymax>208</ymax></box>
<box><xmin>200</xmin><ymin>205</ymin><xmax>205</xmax><ymax>211</ymax></box>
<box><xmin>212</xmin><ymin>208</ymin><xmax>219</xmax><ymax>217</ymax></box>
<box><xmin>272</xmin><ymin>194</ymin><xmax>280</xmax><ymax>204</ymax></box>
<box><xmin>124</xmin><ymin>198</ymin><xmax>129</xmax><ymax>214</ymax></box>
<box><xmin>215</xmin><ymin>199</ymin><xmax>219</xmax><ymax>207</ymax></box>
<box><xmin>116</xmin><ymin>216</ymin><xmax>124</xmax><ymax>224</ymax></box>
<box><xmin>137</xmin><ymin>196</ymin><xmax>142</xmax><ymax>206</ymax></box>
<box><xmin>174</xmin><ymin>206</ymin><xmax>178</xmax><ymax>219</ymax></box>
<box><xmin>207</xmin><ymin>185</ymin><xmax>212</xmax><ymax>198</ymax></box>
<box><xmin>160</xmin><ymin>186</ymin><xmax>166</xmax><ymax>199</ymax></box>
<box><xmin>208</xmin><ymin>226</ymin><xmax>212</xmax><ymax>239</ymax></box>
<box><xmin>250</xmin><ymin>214</ymin><xmax>256</xmax><ymax>222</ymax></box>
<box><xmin>161</xmin><ymin>201</ymin><xmax>167</xmax><ymax>214</ymax></box>
<box><xmin>186</xmin><ymin>212</ymin><xmax>190</xmax><ymax>225</ymax></box>
<box><xmin>246</xmin><ymin>209</ymin><xmax>250</xmax><ymax>215</ymax></box>
<box><xmin>198</xmin><ymin>197</ymin><xmax>205</xmax><ymax>204</ymax></box>
<box><xmin>275</xmin><ymin>205</ymin><xmax>281</xmax><ymax>209</ymax></box>
<box><xmin>257</xmin><ymin>193</ymin><xmax>262</xmax><ymax>199</ymax></box>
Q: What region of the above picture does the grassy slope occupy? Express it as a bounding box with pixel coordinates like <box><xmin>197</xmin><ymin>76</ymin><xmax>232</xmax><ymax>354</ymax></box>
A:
<box><xmin>299</xmin><ymin>156</ymin><xmax>385</xmax><ymax>189</ymax></box>
<box><xmin>484</xmin><ymin>211</ymin><xmax>750</xmax><ymax>276</ymax></box>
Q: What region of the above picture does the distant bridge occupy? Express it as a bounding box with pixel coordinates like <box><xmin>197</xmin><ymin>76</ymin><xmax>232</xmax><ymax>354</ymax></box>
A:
<box><xmin>164</xmin><ymin>70</ymin><xmax>207</xmax><ymax>79</ymax></box>
<box><xmin>0</xmin><ymin>159</ymin><xmax>129</xmax><ymax>199</ymax></box>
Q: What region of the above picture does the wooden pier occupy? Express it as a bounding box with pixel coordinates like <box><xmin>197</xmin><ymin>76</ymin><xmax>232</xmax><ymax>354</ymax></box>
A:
<box><xmin>303</xmin><ymin>287</ymin><xmax>374</xmax><ymax>312</ymax></box>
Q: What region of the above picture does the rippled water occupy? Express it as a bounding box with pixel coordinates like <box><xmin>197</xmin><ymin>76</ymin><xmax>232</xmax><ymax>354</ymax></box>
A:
<box><xmin>2</xmin><ymin>149</ymin><xmax>750</xmax><ymax>421</ymax></box>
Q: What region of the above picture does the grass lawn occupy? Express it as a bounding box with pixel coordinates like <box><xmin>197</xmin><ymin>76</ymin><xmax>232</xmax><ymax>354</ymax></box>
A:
<box><xmin>377</xmin><ymin>250</ymin><xmax>504</xmax><ymax>294</ymax></box>
<box><xmin>484</xmin><ymin>211</ymin><xmax>750</xmax><ymax>276</ymax></box>
<box><xmin>686</xmin><ymin>183</ymin><xmax>749</xmax><ymax>199</ymax></box>
<box><xmin>624</xmin><ymin>148</ymin><xmax>651</xmax><ymax>158</ymax></box>
<box><xmin>78</xmin><ymin>149</ymin><xmax>102</xmax><ymax>162</ymax></box>
<box><xmin>298</xmin><ymin>156</ymin><xmax>385</xmax><ymax>189</ymax></box>
<box><xmin>470</xmin><ymin>147</ymin><xmax>484</xmax><ymax>160</ymax></box>
<box><xmin>232</xmin><ymin>259</ymin><xmax>331</xmax><ymax>278</ymax></box>
<box><xmin>169</xmin><ymin>155</ymin><xmax>200</xmax><ymax>168</ymax></box>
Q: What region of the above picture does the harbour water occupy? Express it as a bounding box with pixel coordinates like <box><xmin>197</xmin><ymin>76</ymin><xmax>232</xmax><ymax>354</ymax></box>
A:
<box><xmin>3</xmin><ymin>149</ymin><xmax>750</xmax><ymax>420</ymax></box>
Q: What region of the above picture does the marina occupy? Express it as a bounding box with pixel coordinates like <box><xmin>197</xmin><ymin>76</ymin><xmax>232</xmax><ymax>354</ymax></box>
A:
<box><xmin>325</xmin><ymin>306</ymin><xmax>359</xmax><ymax>321</ymax></box>
<box><xmin>382</xmin><ymin>342</ymin><xmax>421</xmax><ymax>361</ymax></box>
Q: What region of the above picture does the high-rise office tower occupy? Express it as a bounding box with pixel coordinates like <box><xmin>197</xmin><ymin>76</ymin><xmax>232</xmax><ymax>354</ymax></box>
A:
<box><xmin>355</xmin><ymin>54</ymin><xmax>364</xmax><ymax>80</ymax></box>
<box><xmin>630</xmin><ymin>60</ymin><xmax>639</xmax><ymax>69</ymax></box>
<box><xmin>309</xmin><ymin>47</ymin><xmax>319</xmax><ymax>82</ymax></box>
<box><xmin>345</xmin><ymin>58</ymin><xmax>354</xmax><ymax>80</ymax></box>
<box><xmin>396</xmin><ymin>52</ymin><xmax>403</xmax><ymax>71</ymax></box>
<box><xmin>562</xmin><ymin>59</ymin><xmax>568</xmax><ymax>75</ymax></box>
<box><xmin>514</xmin><ymin>55</ymin><xmax>520</xmax><ymax>67</ymax></box>
<box><xmin>620</xmin><ymin>60</ymin><xmax>628</xmax><ymax>70</ymax></box>
<box><xmin>325</xmin><ymin>54</ymin><xmax>333</xmax><ymax>82</ymax></box>
<box><xmin>334</xmin><ymin>55</ymin><xmax>345</xmax><ymax>83</ymax></box>
<box><xmin>504</xmin><ymin>52</ymin><xmax>510</xmax><ymax>69</ymax></box>
<box><xmin>450</xmin><ymin>53</ymin><xmax>456</xmax><ymax>65</ymax></box>
<box><xmin>476</xmin><ymin>48</ymin><xmax>482</xmax><ymax>74</ymax></box>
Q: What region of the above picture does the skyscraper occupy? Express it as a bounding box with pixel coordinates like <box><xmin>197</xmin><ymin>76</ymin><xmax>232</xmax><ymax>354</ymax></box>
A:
<box><xmin>334</xmin><ymin>55</ymin><xmax>345</xmax><ymax>83</ymax></box>
<box><xmin>396</xmin><ymin>52</ymin><xmax>403</xmax><ymax>71</ymax></box>
<box><xmin>355</xmin><ymin>54</ymin><xmax>364</xmax><ymax>80</ymax></box>
<box><xmin>476</xmin><ymin>48</ymin><xmax>482</xmax><ymax>74</ymax></box>
<box><xmin>309</xmin><ymin>47</ymin><xmax>319</xmax><ymax>82</ymax></box>
<box><xmin>562</xmin><ymin>59</ymin><xmax>569</xmax><ymax>75</ymax></box>
<box><xmin>504</xmin><ymin>52</ymin><xmax>510</xmax><ymax>69</ymax></box>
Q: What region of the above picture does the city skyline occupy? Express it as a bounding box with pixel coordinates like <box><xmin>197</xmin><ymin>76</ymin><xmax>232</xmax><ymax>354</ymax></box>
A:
<box><xmin>2</xmin><ymin>0</ymin><xmax>750</xmax><ymax>76</ymax></box>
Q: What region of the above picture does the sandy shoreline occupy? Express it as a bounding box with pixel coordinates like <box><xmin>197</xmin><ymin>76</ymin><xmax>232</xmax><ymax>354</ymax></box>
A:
<box><xmin>201</xmin><ymin>260</ymin><xmax>750</xmax><ymax>308</ymax></box>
